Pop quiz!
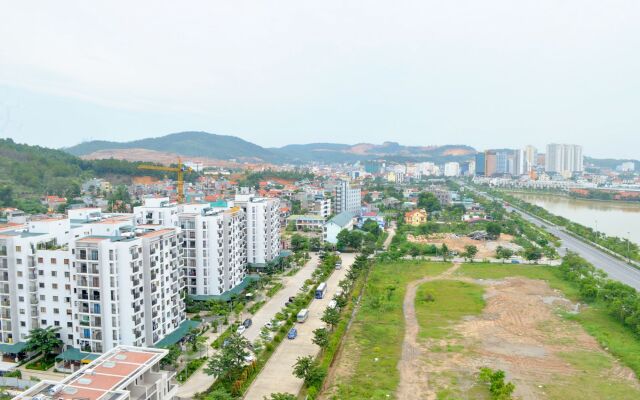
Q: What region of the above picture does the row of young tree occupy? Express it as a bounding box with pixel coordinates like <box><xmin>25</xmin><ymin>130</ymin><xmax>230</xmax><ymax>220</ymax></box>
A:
<box><xmin>560</xmin><ymin>252</ymin><xmax>640</xmax><ymax>335</ymax></box>
<box><xmin>291</xmin><ymin>253</ymin><xmax>372</xmax><ymax>399</ymax></box>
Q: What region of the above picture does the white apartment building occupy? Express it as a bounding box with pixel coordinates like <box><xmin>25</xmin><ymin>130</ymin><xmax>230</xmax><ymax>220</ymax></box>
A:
<box><xmin>179</xmin><ymin>203</ymin><xmax>247</xmax><ymax>296</ymax></box>
<box><xmin>72</xmin><ymin>227</ymin><xmax>184</xmax><ymax>353</ymax></box>
<box><xmin>545</xmin><ymin>143</ymin><xmax>584</xmax><ymax>175</ymax></box>
<box><xmin>335</xmin><ymin>180</ymin><xmax>361</xmax><ymax>214</ymax></box>
<box><xmin>524</xmin><ymin>145</ymin><xmax>538</xmax><ymax>172</ymax></box>
<box><xmin>133</xmin><ymin>197</ymin><xmax>179</xmax><ymax>228</ymax></box>
<box><xmin>235</xmin><ymin>192</ymin><xmax>280</xmax><ymax>266</ymax></box>
<box><xmin>0</xmin><ymin>217</ymin><xmax>70</xmax><ymax>347</ymax></box>
<box><xmin>310</xmin><ymin>197</ymin><xmax>331</xmax><ymax>218</ymax></box>
<box><xmin>443</xmin><ymin>162</ymin><xmax>460</xmax><ymax>177</ymax></box>
<box><xmin>0</xmin><ymin>209</ymin><xmax>186</xmax><ymax>357</ymax></box>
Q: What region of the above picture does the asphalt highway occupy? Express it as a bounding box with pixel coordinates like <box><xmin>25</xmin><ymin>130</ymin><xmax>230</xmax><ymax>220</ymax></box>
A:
<box><xmin>466</xmin><ymin>184</ymin><xmax>640</xmax><ymax>290</ymax></box>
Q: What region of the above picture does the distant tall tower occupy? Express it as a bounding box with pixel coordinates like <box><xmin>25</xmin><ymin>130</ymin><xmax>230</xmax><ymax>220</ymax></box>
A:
<box><xmin>524</xmin><ymin>145</ymin><xmax>538</xmax><ymax>172</ymax></box>
<box><xmin>545</xmin><ymin>144</ymin><xmax>583</xmax><ymax>175</ymax></box>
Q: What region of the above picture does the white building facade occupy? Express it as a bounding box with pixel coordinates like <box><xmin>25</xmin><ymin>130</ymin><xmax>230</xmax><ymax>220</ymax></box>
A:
<box><xmin>335</xmin><ymin>180</ymin><xmax>361</xmax><ymax>214</ymax></box>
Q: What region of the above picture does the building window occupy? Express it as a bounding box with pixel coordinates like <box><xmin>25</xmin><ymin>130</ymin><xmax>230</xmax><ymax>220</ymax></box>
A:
<box><xmin>51</xmin><ymin>258</ymin><xmax>56</xmax><ymax>264</ymax></box>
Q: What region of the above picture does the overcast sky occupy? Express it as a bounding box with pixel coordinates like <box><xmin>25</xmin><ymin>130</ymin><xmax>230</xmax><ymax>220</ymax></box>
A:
<box><xmin>1</xmin><ymin>1</ymin><xmax>639</xmax><ymax>158</ymax></box>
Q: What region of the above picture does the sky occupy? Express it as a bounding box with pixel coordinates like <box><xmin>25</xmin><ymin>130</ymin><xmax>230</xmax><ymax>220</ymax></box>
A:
<box><xmin>1</xmin><ymin>0</ymin><xmax>639</xmax><ymax>158</ymax></box>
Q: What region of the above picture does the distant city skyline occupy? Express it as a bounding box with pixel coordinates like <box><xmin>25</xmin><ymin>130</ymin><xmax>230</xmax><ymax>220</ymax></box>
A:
<box><xmin>2</xmin><ymin>1</ymin><xmax>640</xmax><ymax>158</ymax></box>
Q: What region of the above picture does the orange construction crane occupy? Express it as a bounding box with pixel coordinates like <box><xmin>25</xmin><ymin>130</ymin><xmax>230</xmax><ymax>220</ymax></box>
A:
<box><xmin>138</xmin><ymin>158</ymin><xmax>192</xmax><ymax>203</ymax></box>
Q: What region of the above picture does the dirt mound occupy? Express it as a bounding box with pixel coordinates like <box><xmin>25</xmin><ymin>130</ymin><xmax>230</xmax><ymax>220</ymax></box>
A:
<box><xmin>407</xmin><ymin>233</ymin><xmax>521</xmax><ymax>258</ymax></box>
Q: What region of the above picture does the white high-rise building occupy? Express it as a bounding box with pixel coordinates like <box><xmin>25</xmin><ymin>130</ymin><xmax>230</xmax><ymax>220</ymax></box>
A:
<box><xmin>524</xmin><ymin>145</ymin><xmax>538</xmax><ymax>172</ymax></box>
<box><xmin>443</xmin><ymin>162</ymin><xmax>460</xmax><ymax>177</ymax></box>
<box><xmin>0</xmin><ymin>217</ymin><xmax>71</xmax><ymax>346</ymax></box>
<box><xmin>133</xmin><ymin>197</ymin><xmax>179</xmax><ymax>228</ymax></box>
<box><xmin>0</xmin><ymin>210</ymin><xmax>186</xmax><ymax>356</ymax></box>
<box><xmin>235</xmin><ymin>191</ymin><xmax>281</xmax><ymax>265</ymax></box>
<box><xmin>335</xmin><ymin>180</ymin><xmax>361</xmax><ymax>214</ymax></box>
<box><xmin>72</xmin><ymin>227</ymin><xmax>184</xmax><ymax>353</ymax></box>
<box><xmin>545</xmin><ymin>144</ymin><xmax>584</xmax><ymax>175</ymax></box>
<box><xmin>179</xmin><ymin>203</ymin><xmax>247</xmax><ymax>296</ymax></box>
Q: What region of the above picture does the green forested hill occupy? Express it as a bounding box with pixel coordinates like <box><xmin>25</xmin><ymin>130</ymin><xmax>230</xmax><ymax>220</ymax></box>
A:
<box><xmin>0</xmin><ymin>138</ymin><xmax>192</xmax><ymax>213</ymax></box>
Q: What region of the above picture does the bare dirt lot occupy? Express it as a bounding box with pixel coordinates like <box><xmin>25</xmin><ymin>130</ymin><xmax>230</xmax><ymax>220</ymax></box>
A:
<box><xmin>407</xmin><ymin>233</ymin><xmax>521</xmax><ymax>258</ymax></box>
<box><xmin>415</xmin><ymin>277</ymin><xmax>640</xmax><ymax>399</ymax></box>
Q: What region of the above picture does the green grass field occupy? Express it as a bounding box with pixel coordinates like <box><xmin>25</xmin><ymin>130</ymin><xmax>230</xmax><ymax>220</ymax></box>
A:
<box><xmin>329</xmin><ymin>261</ymin><xmax>451</xmax><ymax>400</ymax></box>
<box><xmin>415</xmin><ymin>280</ymin><xmax>485</xmax><ymax>341</ymax></box>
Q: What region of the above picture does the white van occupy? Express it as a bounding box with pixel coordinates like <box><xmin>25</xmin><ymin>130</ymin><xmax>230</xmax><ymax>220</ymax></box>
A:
<box><xmin>328</xmin><ymin>300</ymin><xmax>338</xmax><ymax>309</ymax></box>
<box><xmin>335</xmin><ymin>288</ymin><xmax>344</xmax><ymax>297</ymax></box>
<box><xmin>297</xmin><ymin>308</ymin><xmax>309</xmax><ymax>323</ymax></box>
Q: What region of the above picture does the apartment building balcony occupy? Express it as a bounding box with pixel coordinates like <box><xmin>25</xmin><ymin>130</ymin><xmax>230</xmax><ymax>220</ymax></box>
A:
<box><xmin>79</xmin><ymin>265</ymin><xmax>100</xmax><ymax>274</ymax></box>
<box><xmin>79</xmin><ymin>293</ymin><xmax>101</xmax><ymax>301</ymax></box>
<box><xmin>0</xmin><ymin>310</ymin><xmax>10</xmax><ymax>319</ymax></box>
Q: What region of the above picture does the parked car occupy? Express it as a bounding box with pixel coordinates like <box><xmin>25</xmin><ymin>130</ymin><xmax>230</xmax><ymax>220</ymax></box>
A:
<box><xmin>244</xmin><ymin>352</ymin><xmax>256</xmax><ymax>364</ymax></box>
<box><xmin>236</xmin><ymin>325</ymin><xmax>246</xmax><ymax>335</ymax></box>
<box><xmin>243</xmin><ymin>318</ymin><xmax>252</xmax><ymax>328</ymax></box>
<box><xmin>287</xmin><ymin>327</ymin><xmax>298</xmax><ymax>339</ymax></box>
<box><xmin>264</xmin><ymin>321</ymin><xmax>273</xmax><ymax>330</ymax></box>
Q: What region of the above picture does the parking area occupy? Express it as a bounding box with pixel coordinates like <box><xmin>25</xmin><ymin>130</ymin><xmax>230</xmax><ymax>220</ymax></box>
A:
<box><xmin>243</xmin><ymin>253</ymin><xmax>356</xmax><ymax>400</ymax></box>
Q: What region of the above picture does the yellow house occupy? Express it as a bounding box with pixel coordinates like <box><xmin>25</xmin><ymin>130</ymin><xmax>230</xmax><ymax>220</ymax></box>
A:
<box><xmin>404</xmin><ymin>208</ymin><xmax>428</xmax><ymax>226</ymax></box>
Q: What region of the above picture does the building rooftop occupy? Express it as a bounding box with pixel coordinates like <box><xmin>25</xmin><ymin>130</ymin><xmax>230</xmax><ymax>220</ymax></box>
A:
<box><xmin>327</xmin><ymin>211</ymin><xmax>356</xmax><ymax>227</ymax></box>
<box><xmin>14</xmin><ymin>346</ymin><xmax>167</xmax><ymax>400</ymax></box>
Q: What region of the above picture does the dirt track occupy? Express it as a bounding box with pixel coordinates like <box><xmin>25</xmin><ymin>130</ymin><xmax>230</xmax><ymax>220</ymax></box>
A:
<box><xmin>396</xmin><ymin>263</ymin><xmax>461</xmax><ymax>400</ymax></box>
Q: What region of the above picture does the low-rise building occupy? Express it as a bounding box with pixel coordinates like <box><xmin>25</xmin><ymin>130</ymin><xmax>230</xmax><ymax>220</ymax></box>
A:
<box><xmin>404</xmin><ymin>209</ymin><xmax>428</xmax><ymax>226</ymax></box>
<box><xmin>324</xmin><ymin>211</ymin><xmax>356</xmax><ymax>244</ymax></box>
<box><xmin>287</xmin><ymin>214</ymin><xmax>325</xmax><ymax>232</ymax></box>
<box><xmin>14</xmin><ymin>346</ymin><xmax>178</xmax><ymax>400</ymax></box>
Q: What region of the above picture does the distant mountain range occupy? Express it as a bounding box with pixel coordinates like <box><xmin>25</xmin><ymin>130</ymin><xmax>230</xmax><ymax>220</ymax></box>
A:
<box><xmin>64</xmin><ymin>131</ymin><xmax>477</xmax><ymax>164</ymax></box>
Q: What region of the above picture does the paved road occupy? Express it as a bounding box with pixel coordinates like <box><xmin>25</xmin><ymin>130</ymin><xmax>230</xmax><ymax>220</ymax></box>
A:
<box><xmin>507</xmin><ymin>205</ymin><xmax>640</xmax><ymax>290</ymax></box>
<box><xmin>466</xmin><ymin>184</ymin><xmax>640</xmax><ymax>290</ymax></box>
<box><xmin>176</xmin><ymin>255</ymin><xmax>320</xmax><ymax>399</ymax></box>
<box><xmin>244</xmin><ymin>254</ymin><xmax>320</xmax><ymax>343</ymax></box>
<box><xmin>244</xmin><ymin>253</ymin><xmax>356</xmax><ymax>400</ymax></box>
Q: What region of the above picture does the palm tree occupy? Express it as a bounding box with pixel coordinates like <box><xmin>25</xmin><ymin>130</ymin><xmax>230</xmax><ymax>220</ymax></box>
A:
<box><xmin>24</xmin><ymin>326</ymin><xmax>63</xmax><ymax>359</ymax></box>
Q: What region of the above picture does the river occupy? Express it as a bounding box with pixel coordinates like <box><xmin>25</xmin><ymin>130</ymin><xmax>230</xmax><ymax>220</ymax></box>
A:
<box><xmin>510</xmin><ymin>192</ymin><xmax>640</xmax><ymax>245</ymax></box>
